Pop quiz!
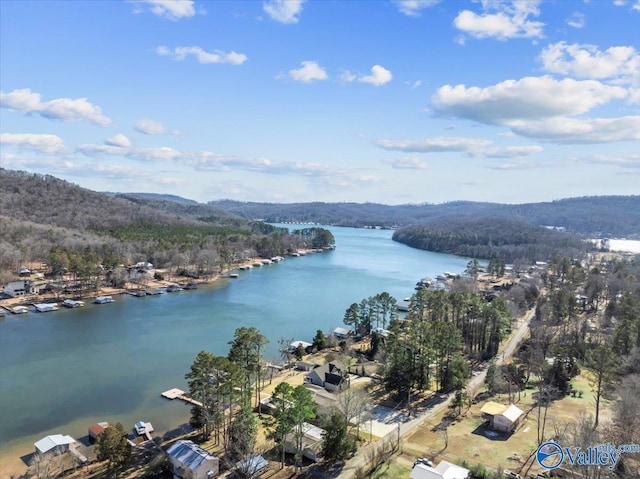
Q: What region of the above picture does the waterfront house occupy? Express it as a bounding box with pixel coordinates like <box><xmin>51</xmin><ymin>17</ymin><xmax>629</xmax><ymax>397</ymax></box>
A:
<box><xmin>34</xmin><ymin>434</ymin><xmax>77</xmax><ymax>456</ymax></box>
<box><xmin>166</xmin><ymin>440</ymin><xmax>219</xmax><ymax>479</ymax></box>
<box><xmin>305</xmin><ymin>362</ymin><xmax>348</xmax><ymax>392</ymax></box>
<box><xmin>289</xmin><ymin>340</ymin><xmax>313</xmax><ymax>354</ymax></box>
<box><xmin>480</xmin><ymin>402</ymin><xmax>524</xmax><ymax>433</ymax></box>
<box><xmin>372</xmin><ymin>327</ymin><xmax>390</xmax><ymax>338</ymax></box>
<box><xmin>410</xmin><ymin>460</ymin><xmax>469</xmax><ymax>479</ymax></box>
<box><xmin>3</xmin><ymin>280</ymin><xmax>34</xmax><ymax>298</ymax></box>
<box><xmin>283</xmin><ymin>422</ymin><xmax>325</xmax><ymax>462</ymax></box>
<box><xmin>333</xmin><ymin>327</ymin><xmax>351</xmax><ymax>339</ymax></box>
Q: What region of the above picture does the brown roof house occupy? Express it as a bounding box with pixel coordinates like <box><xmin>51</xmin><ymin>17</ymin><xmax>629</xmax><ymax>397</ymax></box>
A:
<box><xmin>480</xmin><ymin>402</ymin><xmax>524</xmax><ymax>433</ymax></box>
<box><xmin>305</xmin><ymin>362</ymin><xmax>349</xmax><ymax>392</ymax></box>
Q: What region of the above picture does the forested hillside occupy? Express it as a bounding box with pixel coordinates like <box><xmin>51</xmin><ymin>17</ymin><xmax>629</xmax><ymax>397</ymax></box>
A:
<box><xmin>0</xmin><ymin>169</ymin><xmax>329</xmax><ymax>284</ymax></box>
<box><xmin>209</xmin><ymin>196</ymin><xmax>640</xmax><ymax>238</ymax></box>
<box><xmin>392</xmin><ymin>218</ymin><xmax>592</xmax><ymax>262</ymax></box>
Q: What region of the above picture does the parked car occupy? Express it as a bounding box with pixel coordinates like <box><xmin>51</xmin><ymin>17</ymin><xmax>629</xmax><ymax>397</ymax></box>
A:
<box><xmin>503</xmin><ymin>471</ymin><xmax>522</xmax><ymax>479</ymax></box>
<box><xmin>414</xmin><ymin>458</ymin><xmax>434</xmax><ymax>467</ymax></box>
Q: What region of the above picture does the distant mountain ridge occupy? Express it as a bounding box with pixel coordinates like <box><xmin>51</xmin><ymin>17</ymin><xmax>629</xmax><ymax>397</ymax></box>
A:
<box><xmin>208</xmin><ymin>196</ymin><xmax>640</xmax><ymax>238</ymax></box>
<box><xmin>107</xmin><ymin>192</ymin><xmax>199</xmax><ymax>205</ymax></box>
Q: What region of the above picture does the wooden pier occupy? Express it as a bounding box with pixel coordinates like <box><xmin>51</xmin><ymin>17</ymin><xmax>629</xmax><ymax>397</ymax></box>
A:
<box><xmin>161</xmin><ymin>388</ymin><xmax>203</xmax><ymax>407</ymax></box>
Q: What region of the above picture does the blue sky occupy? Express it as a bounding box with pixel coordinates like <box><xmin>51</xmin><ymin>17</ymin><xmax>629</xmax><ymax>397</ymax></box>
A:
<box><xmin>1</xmin><ymin>0</ymin><xmax>639</xmax><ymax>204</ymax></box>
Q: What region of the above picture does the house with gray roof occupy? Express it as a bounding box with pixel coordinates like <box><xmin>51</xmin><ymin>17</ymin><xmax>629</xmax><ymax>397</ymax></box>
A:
<box><xmin>34</xmin><ymin>434</ymin><xmax>76</xmax><ymax>455</ymax></box>
<box><xmin>305</xmin><ymin>362</ymin><xmax>349</xmax><ymax>392</ymax></box>
<box><xmin>166</xmin><ymin>440</ymin><xmax>219</xmax><ymax>479</ymax></box>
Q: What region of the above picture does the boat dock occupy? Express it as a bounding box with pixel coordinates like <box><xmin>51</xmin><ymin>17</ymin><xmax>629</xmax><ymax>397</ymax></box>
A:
<box><xmin>161</xmin><ymin>388</ymin><xmax>203</xmax><ymax>407</ymax></box>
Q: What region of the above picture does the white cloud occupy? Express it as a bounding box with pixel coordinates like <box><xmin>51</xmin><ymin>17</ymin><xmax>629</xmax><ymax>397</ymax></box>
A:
<box><xmin>485</xmin><ymin>161</ymin><xmax>538</xmax><ymax>170</ymax></box>
<box><xmin>376</xmin><ymin>136</ymin><xmax>492</xmax><ymax>153</ymax></box>
<box><xmin>377</xmin><ymin>136</ymin><xmax>543</xmax><ymax>158</ymax></box>
<box><xmin>577</xmin><ymin>152</ymin><xmax>640</xmax><ymax>169</ymax></box>
<box><xmin>539</xmin><ymin>42</ymin><xmax>639</xmax><ymax>85</ymax></box>
<box><xmin>0</xmin><ymin>88</ymin><xmax>111</xmax><ymax>126</ymax></box>
<box><xmin>613</xmin><ymin>0</ymin><xmax>640</xmax><ymax>11</ymax></box>
<box><xmin>263</xmin><ymin>0</ymin><xmax>305</xmax><ymax>24</ymax></box>
<box><xmin>0</xmin><ymin>133</ymin><xmax>67</xmax><ymax>154</ymax></box>
<box><xmin>470</xmin><ymin>145</ymin><xmax>543</xmax><ymax>158</ymax></box>
<box><xmin>509</xmin><ymin>116</ymin><xmax>640</xmax><ymax>143</ymax></box>
<box><xmin>135</xmin><ymin>118</ymin><xmax>167</xmax><ymax>135</ymax></box>
<box><xmin>287</xmin><ymin>61</ymin><xmax>328</xmax><ymax>83</ymax></box>
<box><xmin>394</xmin><ymin>0</ymin><xmax>441</xmax><ymax>17</ymax></box>
<box><xmin>358</xmin><ymin>65</ymin><xmax>393</xmax><ymax>86</ymax></box>
<box><xmin>566</xmin><ymin>12</ymin><xmax>586</xmax><ymax>29</ymax></box>
<box><xmin>431</xmin><ymin>76</ymin><xmax>628</xmax><ymax>124</ymax></box>
<box><xmin>338</xmin><ymin>65</ymin><xmax>393</xmax><ymax>86</ymax></box>
<box><xmin>136</xmin><ymin>0</ymin><xmax>196</xmax><ymax>20</ymax></box>
<box><xmin>338</xmin><ymin>69</ymin><xmax>357</xmax><ymax>83</ymax></box>
<box><xmin>77</xmin><ymin>141</ymin><xmax>182</xmax><ymax>161</ymax></box>
<box><xmin>157</xmin><ymin>46</ymin><xmax>247</xmax><ymax>65</ymax></box>
<box><xmin>382</xmin><ymin>157</ymin><xmax>428</xmax><ymax>169</ymax></box>
<box><xmin>105</xmin><ymin>134</ymin><xmax>131</xmax><ymax>148</ymax></box>
<box><xmin>453</xmin><ymin>0</ymin><xmax>544</xmax><ymax>41</ymax></box>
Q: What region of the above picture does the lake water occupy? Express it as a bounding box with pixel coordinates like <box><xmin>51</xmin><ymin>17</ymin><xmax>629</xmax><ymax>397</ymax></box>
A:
<box><xmin>0</xmin><ymin>226</ymin><xmax>472</xmax><ymax>455</ymax></box>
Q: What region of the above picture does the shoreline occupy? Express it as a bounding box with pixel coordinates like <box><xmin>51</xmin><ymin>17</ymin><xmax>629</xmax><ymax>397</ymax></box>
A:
<box><xmin>0</xmin><ymin>253</ymin><xmax>314</xmax><ymax>311</ymax></box>
<box><xmin>0</xmin><ymin>251</ymin><xmax>330</xmax><ymax>477</ymax></box>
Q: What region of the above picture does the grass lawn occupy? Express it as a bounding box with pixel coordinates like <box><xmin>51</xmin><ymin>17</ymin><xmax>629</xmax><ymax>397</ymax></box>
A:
<box><xmin>396</xmin><ymin>372</ymin><xmax>609</xmax><ymax>478</ymax></box>
<box><xmin>369</xmin><ymin>460</ymin><xmax>412</xmax><ymax>479</ymax></box>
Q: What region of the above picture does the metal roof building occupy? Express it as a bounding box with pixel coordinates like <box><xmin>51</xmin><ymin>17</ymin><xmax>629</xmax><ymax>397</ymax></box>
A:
<box><xmin>166</xmin><ymin>440</ymin><xmax>219</xmax><ymax>479</ymax></box>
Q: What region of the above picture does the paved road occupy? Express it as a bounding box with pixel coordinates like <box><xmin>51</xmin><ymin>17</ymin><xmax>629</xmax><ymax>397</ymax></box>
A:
<box><xmin>335</xmin><ymin>308</ymin><xmax>535</xmax><ymax>479</ymax></box>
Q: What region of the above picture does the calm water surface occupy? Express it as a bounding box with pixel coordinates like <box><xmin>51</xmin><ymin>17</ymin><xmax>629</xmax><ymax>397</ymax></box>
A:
<box><xmin>0</xmin><ymin>226</ymin><xmax>471</xmax><ymax>454</ymax></box>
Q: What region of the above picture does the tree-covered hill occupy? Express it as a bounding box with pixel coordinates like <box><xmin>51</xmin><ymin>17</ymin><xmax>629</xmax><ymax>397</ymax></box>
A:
<box><xmin>0</xmin><ymin>169</ymin><xmax>241</xmax><ymax>230</ymax></box>
<box><xmin>392</xmin><ymin>218</ymin><xmax>593</xmax><ymax>262</ymax></box>
<box><xmin>209</xmin><ymin>196</ymin><xmax>640</xmax><ymax>238</ymax></box>
<box><xmin>0</xmin><ymin>169</ymin><xmax>329</xmax><ymax>283</ymax></box>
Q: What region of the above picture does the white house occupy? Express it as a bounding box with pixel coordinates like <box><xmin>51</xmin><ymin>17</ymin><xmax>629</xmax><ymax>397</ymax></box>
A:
<box><xmin>480</xmin><ymin>402</ymin><xmax>524</xmax><ymax>433</ymax></box>
<box><xmin>34</xmin><ymin>434</ymin><xmax>76</xmax><ymax>456</ymax></box>
<box><xmin>166</xmin><ymin>440</ymin><xmax>219</xmax><ymax>479</ymax></box>
<box><xmin>290</xmin><ymin>340</ymin><xmax>313</xmax><ymax>354</ymax></box>
<box><xmin>3</xmin><ymin>280</ymin><xmax>34</xmax><ymax>298</ymax></box>
<box><xmin>410</xmin><ymin>460</ymin><xmax>469</xmax><ymax>479</ymax></box>
<box><xmin>284</xmin><ymin>422</ymin><xmax>325</xmax><ymax>462</ymax></box>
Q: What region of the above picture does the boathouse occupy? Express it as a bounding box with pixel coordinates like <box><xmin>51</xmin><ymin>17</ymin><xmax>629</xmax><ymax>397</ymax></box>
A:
<box><xmin>34</xmin><ymin>434</ymin><xmax>76</xmax><ymax>456</ymax></box>
<box><xmin>88</xmin><ymin>422</ymin><xmax>110</xmax><ymax>442</ymax></box>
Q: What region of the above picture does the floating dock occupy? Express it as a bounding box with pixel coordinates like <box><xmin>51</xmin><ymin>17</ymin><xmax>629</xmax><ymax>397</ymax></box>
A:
<box><xmin>161</xmin><ymin>388</ymin><xmax>203</xmax><ymax>407</ymax></box>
